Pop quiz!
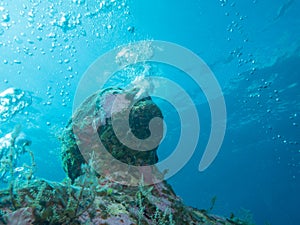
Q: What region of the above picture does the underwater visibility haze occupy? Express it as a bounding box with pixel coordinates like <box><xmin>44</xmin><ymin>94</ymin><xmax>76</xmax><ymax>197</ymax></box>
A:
<box><xmin>0</xmin><ymin>0</ymin><xmax>299</xmax><ymax>224</ymax></box>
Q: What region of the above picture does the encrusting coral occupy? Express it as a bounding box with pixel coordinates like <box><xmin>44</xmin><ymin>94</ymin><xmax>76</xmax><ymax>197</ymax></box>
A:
<box><xmin>0</xmin><ymin>169</ymin><xmax>247</xmax><ymax>224</ymax></box>
<box><xmin>61</xmin><ymin>87</ymin><xmax>163</xmax><ymax>183</ymax></box>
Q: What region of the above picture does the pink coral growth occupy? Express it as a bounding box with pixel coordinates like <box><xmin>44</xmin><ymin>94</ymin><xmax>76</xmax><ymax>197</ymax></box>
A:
<box><xmin>4</xmin><ymin>207</ymin><xmax>35</xmax><ymax>225</ymax></box>
<box><xmin>78</xmin><ymin>211</ymin><xmax>134</xmax><ymax>225</ymax></box>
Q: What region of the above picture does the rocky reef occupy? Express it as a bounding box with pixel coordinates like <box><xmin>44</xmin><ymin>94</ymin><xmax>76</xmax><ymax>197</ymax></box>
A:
<box><xmin>0</xmin><ymin>87</ymin><xmax>250</xmax><ymax>224</ymax></box>
<box><xmin>0</xmin><ymin>175</ymin><xmax>246</xmax><ymax>225</ymax></box>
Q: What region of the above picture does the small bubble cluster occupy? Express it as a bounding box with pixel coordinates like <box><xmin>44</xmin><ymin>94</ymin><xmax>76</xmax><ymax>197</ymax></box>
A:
<box><xmin>0</xmin><ymin>0</ymin><xmax>133</xmax><ymax>126</ymax></box>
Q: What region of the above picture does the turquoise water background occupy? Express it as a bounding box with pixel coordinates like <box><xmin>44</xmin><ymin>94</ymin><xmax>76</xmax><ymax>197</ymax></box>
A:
<box><xmin>0</xmin><ymin>0</ymin><xmax>299</xmax><ymax>224</ymax></box>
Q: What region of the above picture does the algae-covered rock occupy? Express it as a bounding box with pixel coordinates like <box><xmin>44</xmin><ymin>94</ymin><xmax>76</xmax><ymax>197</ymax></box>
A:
<box><xmin>61</xmin><ymin>87</ymin><xmax>163</xmax><ymax>182</ymax></box>
<box><xmin>0</xmin><ymin>177</ymin><xmax>245</xmax><ymax>225</ymax></box>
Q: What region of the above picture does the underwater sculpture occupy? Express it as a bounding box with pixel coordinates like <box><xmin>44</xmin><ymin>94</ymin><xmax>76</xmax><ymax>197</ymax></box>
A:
<box><xmin>0</xmin><ymin>87</ymin><xmax>247</xmax><ymax>224</ymax></box>
<box><xmin>61</xmin><ymin>87</ymin><xmax>163</xmax><ymax>183</ymax></box>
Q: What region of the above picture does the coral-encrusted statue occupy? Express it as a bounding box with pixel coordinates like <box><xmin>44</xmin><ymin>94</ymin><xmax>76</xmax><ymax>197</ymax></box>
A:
<box><xmin>61</xmin><ymin>87</ymin><xmax>163</xmax><ymax>182</ymax></box>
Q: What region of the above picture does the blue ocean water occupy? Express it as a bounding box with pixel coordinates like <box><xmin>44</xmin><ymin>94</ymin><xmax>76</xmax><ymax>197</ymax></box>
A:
<box><xmin>0</xmin><ymin>0</ymin><xmax>299</xmax><ymax>224</ymax></box>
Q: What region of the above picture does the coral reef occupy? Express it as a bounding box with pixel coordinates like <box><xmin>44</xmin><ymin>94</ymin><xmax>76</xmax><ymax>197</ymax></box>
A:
<box><xmin>0</xmin><ymin>87</ymin><xmax>251</xmax><ymax>224</ymax></box>
<box><xmin>0</xmin><ymin>171</ymin><xmax>245</xmax><ymax>224</ymax></box>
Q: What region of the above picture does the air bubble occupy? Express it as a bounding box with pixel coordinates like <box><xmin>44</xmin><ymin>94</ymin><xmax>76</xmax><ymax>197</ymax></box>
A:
<box><xmin>37</xmin><ymin>23</ymin><xmax>44</xmax><ymax>30</ymax></box>
<box><xmin>28</xmin><ymin>11</ymin><xmax>34</xmax><ymax>18</ymax></box>
<box><xmin>219</xmin><ymin>0</ymin><xmax>227</xmax><ymax>6</ymax></box>
<box><xmin>2</xmin><ymin>13</ymin><xmax>10</xmax><ymax>22</ymax></box>
<box><xmin>99</xmin><ymin>1</ymin><xmax>105</xmax><ymax>9</ymax></box>
<box><xmin>19</xmin><ymin>10</ymin><xmax>25</xmax><ymax>17</ymax></box>
<box><xmin>127</xmin><ymin>26</ymin><xmax>134</xmax><ymax>33</ymax></box>
<box><xmin>47</xmin><ymin>32</ymin><xmax>56</xmax><ymax>38</ymax></box>
<box><xmin>73</xmin><ymin>0</ymin><xmax>85</xmax><ymax>5</ymax></box>
<box><xmin>14</xmin><ymin>36</ymin><xmax>23</xmax><ymax>44</ymax></box>
<box><xmin>1</xmin><ymin>22</ymin><xmax>9</xmax><ymax>28</ymax></box>
<box><xmin>27</xmin><ymin>39</ymin><xmax>34</xmax><ymax>44</ymax></box>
